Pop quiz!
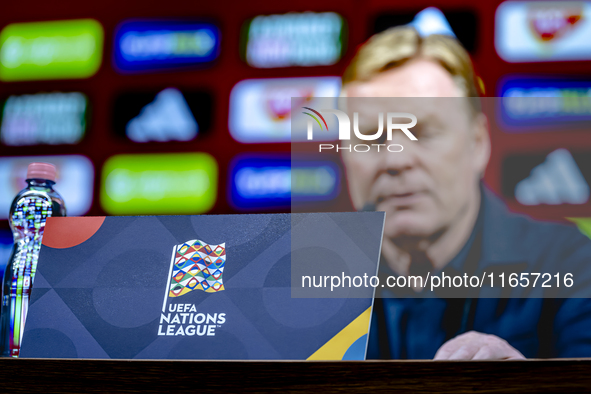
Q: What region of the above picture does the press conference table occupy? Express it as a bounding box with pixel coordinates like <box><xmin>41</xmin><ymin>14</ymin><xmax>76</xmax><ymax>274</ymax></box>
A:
<box><xmin>0</xmin><ymin>358</ymin><xmax>589</xmax><ymax>393</ymax></box>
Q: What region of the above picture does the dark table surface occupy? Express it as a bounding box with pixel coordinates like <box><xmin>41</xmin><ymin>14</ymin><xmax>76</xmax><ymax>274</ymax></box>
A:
<box><xmin>1</xmin><ymin>358</ymin><xmax>590</xmax><ymax>393</ymax></box>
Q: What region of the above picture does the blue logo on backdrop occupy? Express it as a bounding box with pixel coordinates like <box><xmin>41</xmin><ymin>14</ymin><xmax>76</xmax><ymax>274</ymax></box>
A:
<box><xmin>0</xmin><ymin>230</ymin><xmax>13</xmax><ymax>284</ymax></box>
<box><xmin>498</xmin><ymin>76</ymin><xmax>591</xmax><ymax>132</ymax></box>
<box><xmin>113</xmin><ymin>20</ymin><xmax>220</xmax><ymax>73</ymax></box>
<box><xmin>229</xmin><ymin>155</ymin><xmax>340</xmax><ymax>210</ymax></box>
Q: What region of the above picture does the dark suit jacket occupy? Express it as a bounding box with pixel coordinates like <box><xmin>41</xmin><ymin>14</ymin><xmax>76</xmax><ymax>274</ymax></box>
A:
<box><xmin>368</xmin><ymin>185</ymin><xmax>591</xmax><ymax>359</ymax></box>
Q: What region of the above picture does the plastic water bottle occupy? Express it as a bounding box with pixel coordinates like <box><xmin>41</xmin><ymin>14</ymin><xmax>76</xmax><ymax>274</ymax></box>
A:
<box><xmin>0</xmin><ymin>163</ymin><xmax>66</xmax><ymax>357</ymax></box>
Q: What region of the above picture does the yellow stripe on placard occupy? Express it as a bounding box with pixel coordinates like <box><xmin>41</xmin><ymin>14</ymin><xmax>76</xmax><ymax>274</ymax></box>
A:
<box><xmin>568</xmin><ymin>217</ymin><xmax>591</xmax><ymax>240</ymax></box>
<box><xmin>307</xmin><ymin>307</ymin><xmax>372</xmax><ymax>360</ymax></box>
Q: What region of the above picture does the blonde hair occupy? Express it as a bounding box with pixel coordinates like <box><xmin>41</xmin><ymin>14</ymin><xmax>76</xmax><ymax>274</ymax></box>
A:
<box><xmin>343</xmin><ymin>26</ymin><xmax>481</xmax><ymax>110</ymax></box>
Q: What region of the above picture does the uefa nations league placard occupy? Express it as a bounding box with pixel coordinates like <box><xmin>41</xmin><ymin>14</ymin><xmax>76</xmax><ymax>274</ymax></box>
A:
<box><xmin>19</xmin><ymin>212</ymin><xmax>384</xmax><ymax>360</ymax></box>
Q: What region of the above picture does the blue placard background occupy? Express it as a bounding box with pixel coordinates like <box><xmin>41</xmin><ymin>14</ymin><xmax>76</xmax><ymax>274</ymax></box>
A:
<box><xmin>20</xmin><ymin>213</ymin><xmax>382</xmax><ymax>360</ymax></box>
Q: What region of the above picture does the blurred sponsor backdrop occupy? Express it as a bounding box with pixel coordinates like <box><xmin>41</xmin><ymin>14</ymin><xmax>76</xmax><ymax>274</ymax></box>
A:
<box><xmin>1</xmin><ymin>0</ymin><xmax>591</xmax><ymax>271</ymax></box>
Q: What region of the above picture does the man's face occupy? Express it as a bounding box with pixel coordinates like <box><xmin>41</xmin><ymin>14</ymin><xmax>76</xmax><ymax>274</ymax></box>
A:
<box><xmin>342</xmin><ymin>59</ymin><xmax>489</xmax><ymax>240</ymax></box>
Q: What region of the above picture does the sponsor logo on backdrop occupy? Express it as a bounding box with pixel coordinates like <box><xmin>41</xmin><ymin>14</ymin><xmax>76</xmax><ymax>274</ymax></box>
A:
<box><xmin>498</xmin><ymin>77</ymin><xmax>591</xmax><ymax>130</ymax></box>
<box><xmin>0</xmin><ymin>230</ymin><xmax>12</xmax><ymax>279</ymax></box>
<box><xmin>495</xmin><ymin>1</ymin><xmax>591</xmax><ymax>62</ymax></box>
<box><xmin>113</xmin><ymin>20</ymin><xmax>220</xmax><ymax>72</ymax></box>
<box><xmin>101</xmin><ymin>153</ymin><xmax>217</xmax><ymax>215</ymax></box>
<box><xmin>159</xmin><ymin>239</ymin><xmax>227</xmax><ymax>337</ymax></box>
<box><xmin>528</xmin><ymin>3</ymin><xmax>582</xmax><ymax>42</ymax></box>
<box><xmin>244</xmin><ymin>12</ymin><xmax>344</xmax><ymax>68</ymax></box>
<box><xmin>1</xmin><ymin>92</ymin><xmax>87</xmax><ymax>146</ymax></box>
<box><xmin>515</xmin><ymin>149</ymin><xmax>589</xmax><ymax>206</ymax></box>
<box><xmin>228</xmin><ymin>77</ymin><xmax>341</xmax><ymax>143</ymax></box>
<box><xmin>266</xmin><ymin>88</ymin><xmax>314</xmax><ymax>121</ymax></box>
<box><xmin>502</xmin><ymin>149</ymin><xmax>591</xmax><ymax>207</ymax></box>
<box><xmin>0</xmin><ymin>19</ymin><xmax>103</xmax><ymax>81</ymax></box>
<box><xmin>0</xmin><ymin>155</ymin><xmax>93</xmax><ymax>218</ymax></box>
<box><xmin>302</xmin><ymin>107</ymin><xmax>417</xmax><ymax>152</ymax></box>
<box><xmin>229</xmin><ymin>155</ymin><xmax>340</xmax><ymax>209</ymax></box>
<box><xmin>373</xmin><ymin>8</ymin><xmax>478</xmax><ymax>52</ymax></box>
<box><xmin>112</xmin><ymin>89</ymin><xmax>211</xmax><ymax>143</ymax></box>
<box><xmin>126</xmin><ymin>88</ymin><xmax>198</xmax><ymax>143</ymax></box>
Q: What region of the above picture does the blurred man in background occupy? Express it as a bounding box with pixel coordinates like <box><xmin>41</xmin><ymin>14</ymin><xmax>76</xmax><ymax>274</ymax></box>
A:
<box><xmin>340</xmin><ymin>26</ymin><xmax>591</xmax><ymax>360</ymax></box>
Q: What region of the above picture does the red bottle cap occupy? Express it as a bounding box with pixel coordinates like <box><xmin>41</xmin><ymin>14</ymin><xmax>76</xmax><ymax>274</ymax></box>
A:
<box><xmin>26</xmin><ymin>162</ymin><xmax>57</xmax><ymax>182</ymax></box>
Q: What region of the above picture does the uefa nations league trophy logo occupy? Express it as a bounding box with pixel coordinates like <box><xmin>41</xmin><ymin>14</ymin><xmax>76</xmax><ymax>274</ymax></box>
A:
<box><xmin>165</xmin><ymin>239</ymin><xmax>226</xmax><ymax>304</ymax></box>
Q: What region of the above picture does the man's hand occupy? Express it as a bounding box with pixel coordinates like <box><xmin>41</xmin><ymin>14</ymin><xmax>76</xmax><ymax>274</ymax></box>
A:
<box><xmin>433</xmin><ymin>331</ymin><xmax>525</xmax><ymax>360</ymax></box>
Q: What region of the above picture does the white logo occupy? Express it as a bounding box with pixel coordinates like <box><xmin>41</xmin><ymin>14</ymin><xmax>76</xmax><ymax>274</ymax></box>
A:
<box><xmin>303</xmin><ymin>108</ymin><xmax>417</xmax><ymax>153</ymax></box>
<box><xmin>515</xmin><ymin>149</ymin><xmax>590</xmax><ymax>205</ymax></box>
<box><xmin>0</xmin><ymin>155</ymin><xmax>94</xmax><ymax>218</ymax></box>
<box><xmin>495</xmin><ymin>1</ymin><xmax>591</xmax><ymax>62</ymax></box>
<box><xmin>408</xmin><ymin>7</ymin><xmax>456</xmax><ymax>38</ymax></box>
<box><xmin>126</xmin><ymin>88</ymin><xmax>198</xmax><ymax>143</ymax></box>
<box><xmin>246</xmin><ymin>12</ymin><xmax>343</xmax><ymax>68</ymax></box>
<box><xmin>305</xmin><ymin>109</ymin><xmax>418</xmax><ymax>141</ymax></box>
<box><xmin>1</xmin><ymin>92</ymin><xmax>86</xmax><ymax>146</ymax></box>
<box><xmin>228</xmin><ymin>77</ymin><xmax>341</xmax><ymax>143</ymax></box>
